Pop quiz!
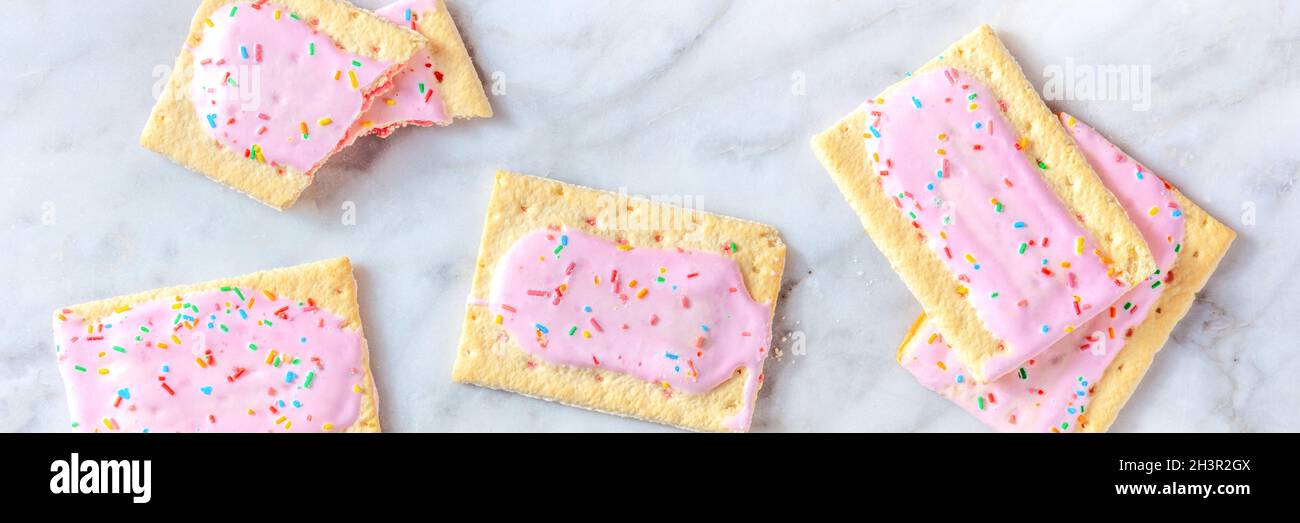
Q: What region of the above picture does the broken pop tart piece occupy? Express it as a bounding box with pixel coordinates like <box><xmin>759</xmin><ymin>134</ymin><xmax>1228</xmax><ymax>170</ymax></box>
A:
<box><xmin>141</xmin><ymin>0</ymin><xmax>428</xmax><ymax>210</ymax></box>
<box><xmin>52</xmin><ymin>258</ymin><xmax>380</xmax><ymax>433</ymax></box>
<box><xmin>355</xmin><ymin>0</ymin><xmax>493</xmax><ymax>138</ymax></box>
<box><xmin>897</xmin><ymin>114</ymin><xmax>1235</xmax><ymax>432</ymax></box>
<box><xmin>812</xmin><ymin>25</ymin><xmax>1157</xmax><ymax>382</ymax></box>
<box><xmin>453</xmin><ymin>172</ymin><xmax>786</xmax><ymax>432</ymax></box>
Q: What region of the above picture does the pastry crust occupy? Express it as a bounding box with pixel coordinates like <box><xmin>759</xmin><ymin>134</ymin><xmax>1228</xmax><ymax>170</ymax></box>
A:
<box><xmin>452</xmin><ymin>171</ymin><xmax>786</xmax><ymax>431</ymax></box>
<box><xmin>54</xmin><ymin>257</ymin><xmax>381</xmax><ymax>432</ymax></box>
<box><xmin>895</xmin><ymin>164</ymin><xmax>1236</xmax><ymax>433</ymax></box>
<box><xmin>140</xmin><ymin>0</ymin><xmax>428</xmax><ymax>210</ymax></box>
<box><xmin>423</xmin><ymin>0</ymin><xmax>492</xmax><ymax>119</ymax></box>
<box><xmin>812</xmin><ymin>25</ymin><xmax>1157</xmax><ymax>382</ymax></box>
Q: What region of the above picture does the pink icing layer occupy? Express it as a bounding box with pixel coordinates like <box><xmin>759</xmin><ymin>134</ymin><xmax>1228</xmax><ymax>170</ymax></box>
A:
<box><xmin>865</xmin><ymin>67</ymin><xmax>1128</xmax><ymax>380</ymax></box>
<box><xmin>190</xmin><ymin>1</ymin><xmax>398</xmax><ymax>173</ymax></box>
<box><xmin>354</xmin><ymin>0</ymin><xmax>451</xmax><ymax>138</ymax></box>
<box><xmin>488</xmin><ymin>228</ymin><xmax>772</xmax><ymax>431</ymax></box>
<box><xmin>53</xmin><ymin>289</ymin><xmax>366</xmax><ymax>433</ymax></box>
<box><xmin>899</xmin><ymin>114</ymin><xmax>1186</xmax><ymax>433</ymax></box>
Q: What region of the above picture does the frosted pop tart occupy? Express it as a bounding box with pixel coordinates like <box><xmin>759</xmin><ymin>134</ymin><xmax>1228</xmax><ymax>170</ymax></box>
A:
<box><xmin>898</xmin><ymin>114</ymin><xmax>1235</xmax><ymax>432</ymax></box>
<box><xmin>452</xmin><ymin>171</ymin><xmax>786</xmax><ymax>432</ymax></box>
<box><xmin>353</xmin><ymin>0</ymin><xmax>492</xmax><ymax>138</ymax></box>
<box><xmin>812</xmin><ymin>25</ymin><xmax>1157</xmax><ymax>382</ymax></box>
<box><xmin>141</xmin><ymin>0</ymin><xmax>429</xmax><ymax>210</ymax></box>
<box><xmin>52</xmin><ymin>258</ymin><xmax>380</xmax><ymax>433</ymax></box>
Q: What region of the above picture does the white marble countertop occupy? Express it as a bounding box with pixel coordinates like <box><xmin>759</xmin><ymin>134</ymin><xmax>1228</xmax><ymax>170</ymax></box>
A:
<box><xmin>1</xmin><ymin>0</ymin><xmax>1296</xmax><ymax>432</ymax></box>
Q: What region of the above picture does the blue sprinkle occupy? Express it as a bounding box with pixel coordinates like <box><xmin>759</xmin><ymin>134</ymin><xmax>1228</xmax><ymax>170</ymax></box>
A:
<box><xmin>1013</xmin><ymin>221</ymin><xmax>1026</xmax><ymax>228</ymax></box>
<box><xmin>868</xmin><ymin>126</ymin><xmax>881</xmax><ymax>138</ymax></box>
<box><xmin>936</xmin><ymin>170</ymin><xmax>945</xmax><ymax>179</ymax></box>
<box><xmin>278</xmin><ymin>400</ymin><xmax>285</xmax><ymax>408</ymax></box>
<box><xmin>405</xmin><ymin>8</ymin><xmax>412</xmax><ymax>20</ymax></box>
<box><xmin>583</xmin><ymin>306</ymin><xmax>591</xmax><ymax>313</ymax></box>
<box><xmin>1172</xmin><ymin>209</ymin><xmax>1183</xmax><ymax>218</ymax></box>
<box><xmin>200</xmin><ymin>386</ymin><xmax>213</xmax><ymax>395</ymax></box>
<box><xmin>207</xmin><ymin>322</ymin><xmax>214</xmax><ymax>329</ymax></box>
<box><xmin>535</xmin><ymin>323</ymin><xmax>549</xmax><ymax>334</ymax></box>
<box><xmin>162</xmin><ymin>365</ymin><xmax>170</xmax><ymax>373</ymax></box>
<box><xmin>240</xmin><ymin>45</ymin><xmax>248</xmax><ymax>59</ymax></box>
<box><xmin>285</xmin><ymin>371</ymin><xmax>298</xmax><ymax>383</ymax></box>
<box><xmin>239</xmin><ymin>309</ymin><xmax>248</xmax><ymax>320</ymax></box>
<box><xmin>973</xmin><ymin>121</ymin><xmax>983</xmax><ymax>130</ymax></box>
<box><xmin>956</xmin><ymin>375</ymin><xmax>964</xmax><ymax>383</ymax></box>
<box><xmin>1041</xmin><ymin>325</ymin><xmax>1050</xmax><ymax>333</ymax></box>
<box><xmin>926</xmin><ymin>183</ymin><xmax>935</xmax><ymax>191</ymax></box>
<box><xmin>293</xmin><ymin>400</ymin><xmax>302</xmax><ymax>408</ymax></box>
<box><xmin>674</xmin><ymin>366</ymin><xmax>681</xmax><ymax>373</ymax></box>
<box><xmin>207</xmin><ymin>114</ymin><xmax>218</xmax><ymax>128</ymax></box>
<box><xmin>1077</xmin><ymin>389</ymin><xmax>1087</xmax><ymax>397</ymax></box>
<box><xmin>300</xmin><ymin>336</ymin><xmax>307</xmax><ymax>344</ymax></box>
<box><xmin>1136</xmin><ymin>170</ymin><xmax>1145</xmax><ymax>180</ymax></box>
<box><xmin>701</xmin><ymin>325</ymin><xmax>709</xmax><ymax>332</ymax></box>
<box><xmin>665</xmin><ymin>352</ymin><xmax>680</xmax><ymax>360</ymax></box>
<box><xmin>561</xmin><ymin>235</ymin><xmax>569</xmax><ymax>246</ymax></box>
<box><xmin>1068</xmin><ymin>407</ymin><xmax>1077</xmax><ymax>414</ymax></box>
<box><xmin>912</xmin><ymin>96</ymin><xmax>922</xmax><ymax>108</ymax></box>
<box><xmin>142</xmin><ymin>428</ymin><xmax>150</xmax><ymax>433</ymax></box>
<box><xmin>973</xmin><ymin>264</ymin><xmax>981</xmax><ymax>270</ymax></box>
<box><xmin>117</xmin><ymin>388</ymin><xmax>131</xmax><ymax>400</ymax></box>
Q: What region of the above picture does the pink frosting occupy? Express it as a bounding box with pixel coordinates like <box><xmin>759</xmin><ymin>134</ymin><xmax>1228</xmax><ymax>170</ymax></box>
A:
<box><xmin>488</xmin><ymin>228</ymin><xmax>772</xmax><ymax>431</ymax></box>
<box><xmin>899</xmin><ymin>114</ymin><xmax>1186</xmax><ymax>432</ymax></box>
<box><xmin>53</xmin><ymin>288</ymin><xmax>366</xmax><ymax>433</ymax></box>
<box><xmin>865</xmin><ymin>67</ymin><xmax>1129</xmax><ymax>380</ymax></box>
<box><xmin>354</xmin><ymin>0</ymin><xmax>451</xmax><ymax>138</ymax></box>
<box><xmin>189</xmin><ymin>1</ymin><xmax>398</xmax><ymax>174</ymax></box>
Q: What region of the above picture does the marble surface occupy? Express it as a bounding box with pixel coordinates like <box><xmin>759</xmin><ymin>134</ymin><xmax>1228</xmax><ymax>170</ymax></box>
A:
<box><xmin>1</xmin><ymin>0</ymin><xmax>1296</xmax><ymax>432</ymax></box>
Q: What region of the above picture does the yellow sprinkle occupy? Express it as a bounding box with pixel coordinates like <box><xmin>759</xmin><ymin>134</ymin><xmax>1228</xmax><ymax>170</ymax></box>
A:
<box><xmin>98</xmin><ymin>368</ymin><xmax>110</xmax><ymax>375</ymax></box>
<box><xmin>968</xmin><ymin>102</ymin><xmax>979</xmax><ymax>111</ymax></box>
<box><xmin>103</xmin><ymin>418</ymin><xmax>114</xmax><ymax>430</ymax></box>
<box><xmin>593</xmin><ymin>275</ymin><xmax>601</xmax><ymax>285</ymax></box>
<box><xmin>87</xmin><ymin>325</ymin><xmax>93</xmax><ymax>334</ymax></box>
<box><xmin>204</xmin><ymin>18</ymin><xmax>214</xmax><ymax>27</ymax></box>
<box><xmin>494</xmin><ymin>314</ymin><xmax>503</xmax><ymax>324</ymax></box>
<box><xmin>936</xmin><ymin>361</ymin><xmax>948</xmax><ymax>371</ymax></box>
<box><xmin>353</xmin><ymin>384</ymin><xmax>363</xmax><ymax>393</ymax></box>
<box><xmin>956</xmin><ymin>286</ymin><xmax>968</xmax><ymax>297</ymax></box>
<box><xmin>57</xmin><ymin>314</ymin><xmax>66</xmax><ymax>321</ymax></box>
<box><xmin>97</xmin><ymin>351</ymin><xmax>106</xmax><ymax>358</ymax></box>
<box><xmin>658</xmin><ymin>267</ymin><xmax>667</xmax><ymax>274</ymax></box>
<box><xmin>360</xmin><ymin>120</ymin><xmax>373</xmax><ymax>128</ymax></box>
<box><xmin>872</xmin><ymin>152</ymin><xmax>880</xmax><ymax>163</ymax></box>
<box><xmin>114</xmin><ymin>305</ymin><xmax>131</xmax><ymax>313</ymax></box>
<box><xmin>195</xmin><ymin>357</ymin><xmax>207</xmax><ymax>369</ymax></box>
<box><xmin>262</xmin><ymin>290</ymin><xmax>277</xmax><ymax>301</ymax></box>
<box><xmin>1060</xmin><ymin>261</ymin><xmax>1072</xmax><ymax>268</ymax></box>
<box><xmin>1067</xmin><ymin>115</ymin><xmax>1077</xmax><ymax>127</ymax></box>
<box><xmin>583</xmin><ymin>330</ymin><xmax>592</xmax><ymax>339</ymax></box>
<box><xmin>318</xmin><ymin>117</ymin><xmax>333</xmax><ymax>126</ymax></box>
<box><xmin>247</xmin><ymin>409</ymin><xmax>256</xmax><ymax>415</ymax></box>
<box><xmin>274</xmin><ymin>10</ymin><xmax>281</xmax><ymax>20</ymax></box>
<box><xmin>265</xmin><ymin>350</ymin><xmax>278</xmax><ymax>365</ymax></box>
<box><xmin>1065</xmin><ymin>326</ymin><xmax>1075</xmax><ymax>333</ymax></box>
<box><xmin>617</xmin><ymin>245</ymin><xmax>634</xmax><ymax>251</ymax></box>
<box><xmin>936</xmin><ymin>148</ymin><xmax>946</xmax><ymax>155</ymax></box>
<box><xmin>1075</xmin><ymin>236</ymin><xmax>1085</xmax><ymax>255</ymax></box>
<box><xmin>875</xmin><ymin>97</ymin><xmax>885</xmax><ymax>104</ymax></box>
<box><xmin>284</xmin><ymin>420</ymin><xmax>292</xmax><ymax>430</ymax></box>
<box><xmin>171</xmin><ymin>335</ymin><xmax>182</xmax><ymax>345</ymax></box>
<box><xmin>322</xmin><ymin>423</ymin><xmax>335</xmax><ymax>431</ymax></box>
<box><xmin>636</xmin><ymin>288</ymin><xmax>649</xmax><ymax>300</ymax></box>
<box><xmin>1148</xmin><ymin>206</ymin><xmax>1159</xmax><ymax>217</ymax></box>
<box><xmin>964</xmin><ymin>253</ymin><xmax>977</xmax><ymax>264</ymax></box>
<box><xmin>275</xmin><ymin>415</ymin><xmax>287</xmax><ymax>425</ymax></box>
<box><xmin>927</xmin><ymin>333</ymin><xmax>939</xmax><ymax>344</ymax></box>
<box><xmin>385</xmin><ymin>98</ymin><xmax>396</xmax><ymax>106</ymax></box>
<box><xmin>348</xmin><ymin>70</ymin><xmax>359</xmax><ymax>90</ymax></box>
<box><xmin>937</xmin><ymin>133</ymin><xmax>948</xmax><ymax>141</ymax></box>
<box><xmin>157</xmin><ymin>343</ymin><xmax>168</xmax><ymax>349</ymax></box>
<box><xmin>628</xmin><ymin>280</ymin><xmax>638</xmax><ymax>288</ymax></box>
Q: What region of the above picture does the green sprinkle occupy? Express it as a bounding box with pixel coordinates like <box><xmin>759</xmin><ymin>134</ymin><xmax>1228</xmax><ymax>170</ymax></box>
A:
<box><xmin>139</xmin><ymin>326</ymin><xmax>150</xmax><ymax>333</ymax></box>
<box><xmin>1061</xmin><ymin>422</ymin><xmax>1069</xmax><ymax>430</ymax></box>
<box><xmin>309</xmin><ymin>42</ymin><xmax>315</xmax><ymax>56</ymax></box>
<box><xmin>1174</xmin><ymin>243</ymin><xmax>1182</xmax><ymax>253</ymax></box>
<box><xmin>291</xmin><ymin>358</ymin><xmax>300</xmax><ymax>365</ymax></box>
<box><xmin>220</xmin><ymin>286</ymin><xmax>231</xmax><ymax>291</ymax></box>
<box><xmin>248</xmin><ymin>343</ymin><xmax>258</xmax><ymax>351</ymax></box>
<box><xmin>112</xmin><ymin>346</ymin><xmax>126</xmax><ymax>354</ymax></box>
<box><xmin>351</xmin><ymin>60</ymin><xmax>362</xmax><ymax>68</ymax></box>
<box><xmin>71</xmin><ymin>422</ymin><xmax>79</xmax><ymax>428</ymax></box>
<box><xmin>1123</xmin><ymin>302</ymin><xmax>1133</xmax><ymax>310</ymax></box>
<box><xmin>229</xmin><ymin>6</ymin><xmax>238</xmax><ymax>16</ymax></box>
<box><xmin>1037</xmin><ymin>160</ymin><xmax>1048</xmax><ymax>170</ymax></box>
<box><xmin>657</xmin><ymin>277</ymin><xmax>665</xmax><ymax>283</ymax></box>
<box><xmin>304</xmin><ymin>371</ymin><xmax>315</xmax><ymax>389</ymax></box>
<box><xmin>263</xmin><ymin>319</ymin><xmax>273</xmax><ymax>326</ymax></box>
<box><xmin>554</xmin><ymin>244</ymin><xmax>564</xmax><ymax>255</ymax></box>
<box><xmin>1151</xmin><ymin>280</ymin><xmax>1162</xmax><ymax>289</ymax></box>
<box><xmin>419</xmin><ymin>82</ymin><xmax>425</xmax><ymax>93</ymax></box>
<box><xmin>74</xmin><ymin>365</ymin><xmax>87</xmax><ymax>372</ymax></box>
<box><xmin>290</xmin><ymin>12</ymin><xmax>300</xmax><ymax>20</ymax></box>
<box><xmin>730</xmin><ymin>242</ymin><xmax>738</xmax><ymax>253</ymax></box>
<box><xmin>233</xmin><ymin>287</ymin><xmax>245</xmax><ymax>301</ymax></box>
<box><xmin>977</xmin><ymin>396</ymin><xmax>986</xmax><ymax>410</ymax></box>
<box><xmin>568</xmin><ymin>326</ymin><xmax>578</xmax><ymax>336</ymax></box>
<box><xmin>219</xmin><ymin>324</ymin><xmax>229</xmax><ymax>332</ymax></box>
<box><xmin>273</xmin><ymin>356</ymin><xmax>281</xmax><ymax>367</ymax></box>
<box><xmin>1018</xmin><ymin>367</ymin><xmax>1028</xmax><ymax>380</ymax></box>
<box><xmin>1018</xmin><ymin>242</ymin><xmax>1028</xmax><ymax>255</ymax></box>
<box><xmin>990</xmin><ymin>292</ymin><xmax>999</xmax><ymax>298</ymax></box>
